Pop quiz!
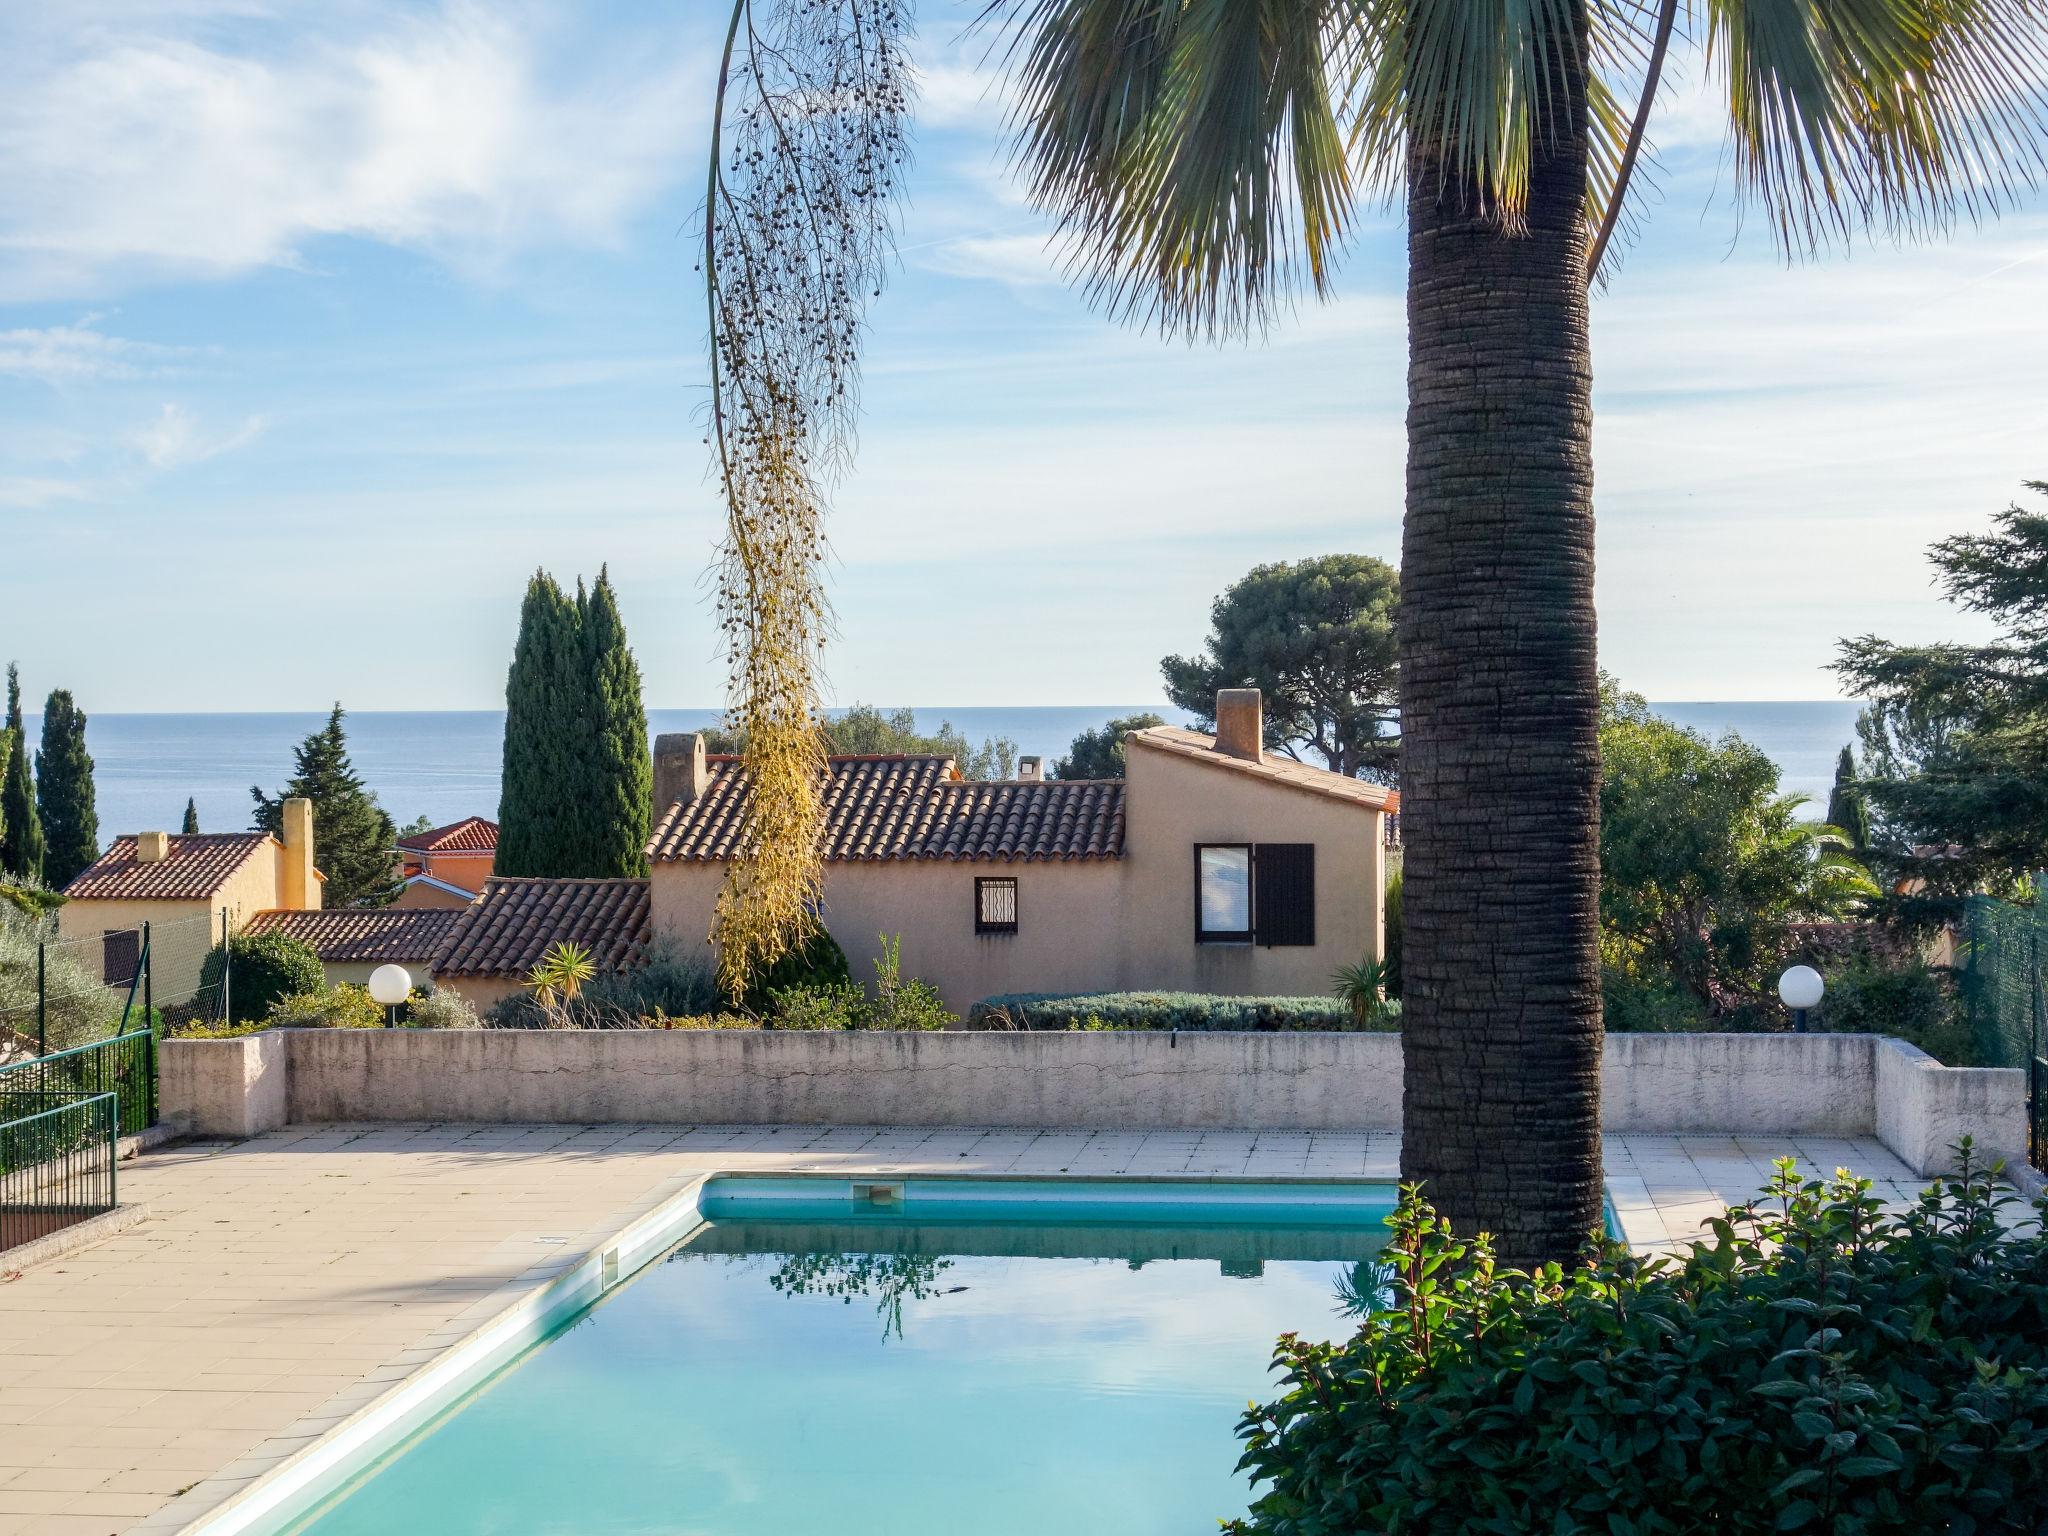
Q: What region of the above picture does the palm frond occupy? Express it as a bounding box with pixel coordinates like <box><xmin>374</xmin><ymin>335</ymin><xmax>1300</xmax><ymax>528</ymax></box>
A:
<box><xmin>992</xmin><ymin>0</ymin><xmax>1358</xmax><ymax>337</ymax></box>
<box><xmin>1706</xmin><ymin>0</ymin><xmax>2048</xmax><ymax>255</ymax></box>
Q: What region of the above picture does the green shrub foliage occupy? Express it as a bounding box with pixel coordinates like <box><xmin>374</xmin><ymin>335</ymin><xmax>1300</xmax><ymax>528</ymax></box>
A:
<box><xmin>1229</xmin><ymin>1145</ymin><xmax>2048</xmax><ymax>1535</ymax></box>
<box><xmin>199</xmin><ymin>932</ymin><xmax>325</xmax><ymax>1023</ymax></box>
<box><xmin>738</xmin><ymin>924</ymin><xmax>851</xmax><ymax>1013</ymax></box>
<box><xmin>973</xmin><ymin>991</ymin><xmax>1378</xmax><ymax>1032</ymax></box>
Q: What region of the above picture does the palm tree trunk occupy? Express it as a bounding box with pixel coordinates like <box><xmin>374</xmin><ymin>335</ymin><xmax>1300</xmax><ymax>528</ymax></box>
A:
<box><xmin>1397</xmin><ymin>2</ymin><xmax>1604</xmax><ymax>1266</ymax></box>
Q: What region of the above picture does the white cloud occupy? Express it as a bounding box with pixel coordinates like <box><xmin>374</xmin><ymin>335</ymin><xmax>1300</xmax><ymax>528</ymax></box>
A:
<box><xmin>0</xmin><ymin>2</ymin><xmax>705</xmax><ymax>298</ymax></box>
<box><xmin>0</xmin><ymin>475</ymin><xmax>91</xmax><ymax>509</ymax></box>
<box><xmin>0</xmin><ymin>317</ymin><xmax>186</xmax><ymax>383</ymax></box>
<box><xmin>132</xmin><ymin>403</ymin><xmax>265</xmax><ymax>468</ymax></box>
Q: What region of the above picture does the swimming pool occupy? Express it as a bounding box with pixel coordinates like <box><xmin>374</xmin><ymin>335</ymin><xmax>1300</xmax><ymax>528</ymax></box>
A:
<box><xmin>252</xmin><ymin>1175</ymin><xmax>1399</xmax><ymax>1536</ymax></box>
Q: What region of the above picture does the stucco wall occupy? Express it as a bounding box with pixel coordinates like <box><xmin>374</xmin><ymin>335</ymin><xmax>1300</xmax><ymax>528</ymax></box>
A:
<box><xmin>320</xmin><ymin>960</ymin><xmax>440</xmax><ymax>990</ymax></box>
<box><xmin>158</xmin><ymin>1030</ymin><xmax>2026</xmax><ymax>1172</ymax></box>
<box><xmin>422</xmin><ymin>850</ymin><xmax>494</xmax><ymax>893</ymax></box>
<box><xmin>1119</xmin><ymin>737</ymin><xmax>1385</xmax><ymax>995</ymax></box>
<box><xmin>436</xmin><ymin>975</ymin><xmax>526</xmax><ymax>1014</ymax></box>
<box><xmin>648</xmin><ymin>745</ymin><xmax>1385</xmax><ymax>1015</ymax></box>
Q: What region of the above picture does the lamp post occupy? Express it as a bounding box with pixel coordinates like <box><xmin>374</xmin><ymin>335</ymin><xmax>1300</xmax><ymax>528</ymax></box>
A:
<box><xmin>1778</xmin><ymin>964</ymin><xmax>1824</xmax><ymax>1034</ymax></box>
<box><xmin>368</xmin><ymin>964</ymin><xmax>412</xmax><ymax>1029</ymax></box>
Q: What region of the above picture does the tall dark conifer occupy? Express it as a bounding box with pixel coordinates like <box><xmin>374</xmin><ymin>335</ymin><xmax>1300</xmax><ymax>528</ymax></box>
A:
<box><xmin>182</xmin><ymin>798</ymin><xmax>201</xmax><ymax>836</ymax></box>
<box><xmin>251</xmin><ymin>705</ymin><xmax>401</xmax><ymax>907</ymax></box>
<box><xmin>497</xmin><ymin>571</ymin><xmax>584</xmax><ymax>877</ymax></box>
<box><xmin>0</xmin><ymin>663</ymin><xmax>43</xmax><ymax>883</ymax></box>
<box><xmin>1825</xmin><ymin>745</ymin><xmax>1869</xmax><ymax>858</ymax></box>
<box><xmin>35</xmin><ymin>690</ymin><xmax>99</xmax><ymax>888</ymax></box>
<box><xmin>582</xmin><ymin>568</ymin><xmax>652</xmax><ymax>877</ymax></box>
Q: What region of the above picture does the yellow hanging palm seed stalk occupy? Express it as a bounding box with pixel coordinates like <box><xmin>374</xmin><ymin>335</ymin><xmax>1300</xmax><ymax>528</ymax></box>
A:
<box><xmin>702</xmin><ymin>0</ymin><xmax>913</xmax><ymax>997</ymax></box>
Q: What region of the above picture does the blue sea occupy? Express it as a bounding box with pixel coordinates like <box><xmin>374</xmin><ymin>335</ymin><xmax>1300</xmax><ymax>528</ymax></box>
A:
<box><xmin>25</xmin><ymin>701</ymin><xmax>1862</xmax><ymax>842</ymax></box>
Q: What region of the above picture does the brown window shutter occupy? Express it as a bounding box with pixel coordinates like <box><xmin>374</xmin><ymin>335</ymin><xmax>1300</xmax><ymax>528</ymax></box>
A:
<box><xmin>1253</xmin><ymin>844</ymin><xmax>1315</xmax><ymax>947</ymax></box>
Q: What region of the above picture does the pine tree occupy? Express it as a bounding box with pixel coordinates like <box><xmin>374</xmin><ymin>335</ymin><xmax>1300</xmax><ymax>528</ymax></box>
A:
<box><xmin>182</xmin><ymin>797</ymin><xmax>201</xmax><ymax>835</ymax></box>
<box><xmin>497</xmin><ymin>571</ymin><xmax>586</xmax><ymax>877</ymax></box>
<box><xmin>251</xmin><ymin>704</ymin><xmax>401</xmax><ymax>907</ymax></box>
<box><xmin>35</xmin><ymin>690</ymin><xmax>99</xmax><ymax>888</ymax></box>
<box><xmin>581</xmin><ymin>567</ymin><xmax>652</xmax><ymax>877</ymax></box>
<box><xmin>0</xmin><ymin>663</ymin><xmax>43</xmax><ymax>883</ymax></box>
<box><xmin>1825</xmin><ymin>744</ymin><xmax>1870</xmax><ymax>858</ymax></box>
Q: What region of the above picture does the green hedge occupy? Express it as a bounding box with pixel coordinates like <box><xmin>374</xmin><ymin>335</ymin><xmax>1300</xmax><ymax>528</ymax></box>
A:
<box><xmin>970</xmin><ymin>991</ymin><xmax>1388</xmax><ymax>1032</ymax></box>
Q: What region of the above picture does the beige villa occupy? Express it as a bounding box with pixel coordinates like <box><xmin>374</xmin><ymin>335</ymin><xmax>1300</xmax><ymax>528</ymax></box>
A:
<box><xmin>57</xmin><ymin>799</ymin><xmax>324</xmax><ymax>1001</ymax></box>
<box><xmin>425</xmin><ymin>688</ymin><xmax>1393</xmax><ymax>1015</ymax></box>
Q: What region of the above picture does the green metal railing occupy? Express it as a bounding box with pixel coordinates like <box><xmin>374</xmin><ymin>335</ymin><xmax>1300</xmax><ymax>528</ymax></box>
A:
<box><xmin>0</xmin><ymin>1091</ymin><xmax>117</xmax><ymax>1251</ymax></box>
<box><xmin>0</xmin><ymin>1029</ymin><xmax>156</xmax><ymax>1136</ymax></box>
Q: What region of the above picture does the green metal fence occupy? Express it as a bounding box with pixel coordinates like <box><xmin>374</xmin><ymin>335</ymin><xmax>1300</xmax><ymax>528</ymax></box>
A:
<box><xmin>0</xmin><ymin>1090</ymin><xmax>117</xmax><ymax>1251</ymax></box>
<box><xmin>1958</xmin><ymin>895</ymin><xmax>2048</xmax><ymax>1165</ymax></box>
<box><xmin>0</xmin><ymin>1029</ymin><xmax>156</xmax><ymax>1136</ymax></box>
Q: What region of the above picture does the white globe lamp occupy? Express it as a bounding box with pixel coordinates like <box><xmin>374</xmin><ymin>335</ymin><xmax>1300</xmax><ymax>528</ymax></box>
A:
<box><xmin>1777</xmin><ymin>964</ymin><xmax>1824</xmax><ymax>1032</ymax></box>
<box><xmin>368</xmin><ymin>963</ymin><xmax>412</xmax><ymax>1028</ymax></box>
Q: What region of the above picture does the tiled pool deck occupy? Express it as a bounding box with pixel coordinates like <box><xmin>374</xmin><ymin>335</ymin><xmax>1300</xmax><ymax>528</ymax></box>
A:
<box><xmin>0</xmin><ymin>1123</ymin><xmax>1930</xmax><ymax>1535</ymax></box>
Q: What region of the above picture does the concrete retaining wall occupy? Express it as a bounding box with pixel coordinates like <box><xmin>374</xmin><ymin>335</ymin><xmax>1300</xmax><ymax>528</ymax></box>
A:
<box><xmin>159</xmin><ymin>1029</ymin><xmax>2025</xmax><ymax>1179</ymax></box>
<box><xmin>1875</xmin><ymin>1036</ymin><xmax>2029</xmax><ymax>1176</ymax></box>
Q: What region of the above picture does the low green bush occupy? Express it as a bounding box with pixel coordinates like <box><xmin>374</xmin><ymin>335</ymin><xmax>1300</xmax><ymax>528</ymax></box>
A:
<box><xmin>1229</xmin><ymin>1143</ymin><xmax>2048</xmax><ymax>1535</ymax></box>
<box><xmin>766</xmin><ymin>936</ymin><xmax>956</xmax><ymax>1032</ymax></box>
<box><xmin>767</xmin><ymin>982</ymin><xmax>869</xmax><ymax>1031</ymax></box>
<box><xmin>405</xmin><ymin>988</ymin><xmax>484</xmax><ymax>1031</ymax></box>
<box><xmin>738</xmin><ymin>924</ymin><xmax>852</xmax><ymax>1013</ymax></box>
<box><xmin>199</xmin><ymin>931</ymin><xmax>324</xmax><ymax>1023</ymax></box>
<box><xmin>0</xmin><ymin>903</ymin><xmax>121</xmax><ymax>1052</ymax></box>
<box><xmin>972</xmin><ymin>991</ymin><xmax>1377</xmax><ymax>1032</ymax></box>
<box><xmin>266</xmin><ymin>984</ymin><xmax>383</xmax><ymax>1030</ymax></box>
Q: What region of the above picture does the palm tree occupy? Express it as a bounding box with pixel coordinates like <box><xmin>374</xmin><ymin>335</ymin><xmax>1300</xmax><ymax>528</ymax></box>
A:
<box><xmin>994</xmin><ymin>0</ymin><xmax>2047</xmax><ymax>1265</ymax></box>
<box><xmin>709</xmin><ymin>0</ymin><xmax>2048</xmax><ymax>1261</ymax></box>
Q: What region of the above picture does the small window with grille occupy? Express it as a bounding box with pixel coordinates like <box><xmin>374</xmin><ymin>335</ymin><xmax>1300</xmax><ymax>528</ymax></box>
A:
<box><xmin>975</xmin><ymin>877</ymin><xmax>1019</xmax><ymax>935</ymax></box>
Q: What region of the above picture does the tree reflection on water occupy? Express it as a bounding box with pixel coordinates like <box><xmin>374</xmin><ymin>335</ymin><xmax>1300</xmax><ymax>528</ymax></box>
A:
<box><xmin>768</xmin><ymin>1251</ymin><xmax>956</xmax><ymax>1339</ymax></box>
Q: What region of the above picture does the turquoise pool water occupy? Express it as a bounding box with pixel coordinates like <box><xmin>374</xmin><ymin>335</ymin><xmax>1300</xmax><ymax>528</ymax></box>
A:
<box><xmin>277</xmin><ymin>1178</ymin><xmax>1396</xmax><ymax>1536</ymax></box>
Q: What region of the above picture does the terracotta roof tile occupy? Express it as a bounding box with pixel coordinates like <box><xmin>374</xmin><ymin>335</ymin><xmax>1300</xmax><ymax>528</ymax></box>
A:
<box><xmin>244</xmin><ymin>907</ymin><xmax>465</xmax><ymax>964</ymax></box>
<box><xmin>434</xmin><ymin>877</ymin><xmax>651</xmax><ymax>979</ymax></box>
<box><xmin>64</xmin><ymin>834</ymin><xmax>274</xmax><ymax>902</ymax></box>
<box><xmin>396</xmin><ymin>816</ymin><xmax>498</xmax><ymax>854</ymax></box>
<box><xmin>648</xmin><ymin>756</ymin><xmax>1125</xmax><ymax>863</ymax></box>
<box><xmin>1128</xmin><ymin>727</ymin><xmax>1396</xmax><ymax>810</ymax></box>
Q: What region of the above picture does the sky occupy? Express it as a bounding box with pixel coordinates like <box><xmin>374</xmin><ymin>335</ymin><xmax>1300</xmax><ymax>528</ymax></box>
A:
<box><xmin>1</xmin><ymin>1</ymin><xmax>2044</xmax><ymax>714</ymax></box>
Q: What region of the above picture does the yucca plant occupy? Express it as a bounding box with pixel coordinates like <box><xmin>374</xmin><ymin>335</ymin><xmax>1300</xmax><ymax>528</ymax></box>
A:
<box><xmin>710</xmin><ymin>0</ymin><xmax>2048</xmax><ymax>1259</ymax></box>
<box><xmin>527</xmin><ymin>940</ymin><xmax>597</xmax><ymax>1026</ymax></box>
<box><xmin>1332</xmin><ymin>955</ymin><xmax>1394</xmax><ymax>1025</ymax></box>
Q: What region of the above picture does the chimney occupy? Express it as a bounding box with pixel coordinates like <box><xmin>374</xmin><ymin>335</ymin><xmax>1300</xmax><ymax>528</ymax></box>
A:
<box><xmin>1017</xmin><ymin>756</ymin><xmax>1043</xmax><ymax>783</ymax></box>
<box><xmin>1214</xmin><ymin>688</ymin><xmax>1263</xmax><ymax>762</ymax></box>
<box><xmin>654</xmin><ymin>732</ymin><xmax>711</xmax><ymax>811</ymax></box>
<box><xmin>135</xmin><ymin>830</ymin><xmax>169</xmax><ymax>864</ymax></box>
<box><xmin>281</xmin><ymin>796</ymin><xmax>317</xmax><ymax>910</ymax></box>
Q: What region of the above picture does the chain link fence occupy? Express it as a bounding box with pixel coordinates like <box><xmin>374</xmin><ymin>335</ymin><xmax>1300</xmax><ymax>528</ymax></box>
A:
<box><xmin>0</xmin><ymin>909</ymin><xmax>224</xmax><ymax>1061</ymax></box>
<box><xmin>1957</xmin><ymin>894</ymin><xmax>2048</xmax><ymax>1165</ymax></box>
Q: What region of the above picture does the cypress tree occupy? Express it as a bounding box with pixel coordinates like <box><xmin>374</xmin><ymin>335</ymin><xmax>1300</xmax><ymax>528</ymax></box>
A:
<box><xmin>497</xmin><ymin>571</ymin><xmax>584</xmax><ymax>878</ymax></box>
<box><xmin>1826</xmin><ymin>743</ymin><xmax>1870</xmax><ymax>857</ymax></box>
<box><xmin>182</xmin><ymin>797</ymin><xmax>201</xmax><ymax>835</ymax></box>
<box><xmin>581</xmin><ymin>567</ymin><xmax>652</xmax><ymax>877</ymax></box>
<box><xmin>35</xmin><ymin>690</ymin><xmax>99</xmax><ymax>888</ymax></box>
<box><xmin>251</xmin><ymin>704</ymin><xmax>402</xmax><ymax>907</ymax></box>
<box><xmin>0</xmin><ymin>663</ymin><xmax>43</xmax><ymax>883</ymax></box>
